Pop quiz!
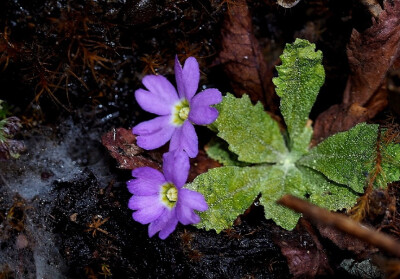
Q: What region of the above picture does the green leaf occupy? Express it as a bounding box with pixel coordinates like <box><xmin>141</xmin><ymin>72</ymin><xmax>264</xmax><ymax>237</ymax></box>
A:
<box><xmin>213</xmin><ymin>93</ymin><xmax>288</xmax><ymax>164</ymax></box>
<box><xmin>0</xmin><ymin>119</ymin><xmax>8</xmax><ymax>143</ymax></box>
<box><xmin>298</xmin><ymin>123</ymin><xmax>378</xmax><ymax>193</ymax></box>
<box><xmin>259</xmin><ymin>165</ymin><xmax>305</xmax><ymax>230</ymax></box>
<box><xmin>187</xmin><ymin>161</ymin><xmax>310</xmax><ymax>232</ymax></box>
<box><xmin>273</xmin><ymin>39</ymin><xmax>325</xmax><ymax>154</ymax></box>
<box><xmin>373</xmin><ymin>141</ymin><xmax>400</xmax><ymax>188</ymax></box>
<box><xmin>299</xmin><ymin>166</ymin><xmax>359</xmax><ymax>210</ymax></box>
<box><xmin>291</xmin><ymin>124</ymin><xmax>313</xmax><ymax>159</ymax></box>
<box><xmin>205</xmin><ymin>138</ymin><xmax>249</xmax><ymax>167</ymax></box>
<box><xmin>186</xmin><ymin>165</ymin><xmax>270</xmax><ymax>233</ymax></box>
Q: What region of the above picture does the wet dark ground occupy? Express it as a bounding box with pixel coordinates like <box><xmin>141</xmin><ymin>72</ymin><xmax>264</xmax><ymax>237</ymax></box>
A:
<box><xmin>0</xmin><ymin>0</ymin><xmax>395</xmax><ymax>278</ymax></box>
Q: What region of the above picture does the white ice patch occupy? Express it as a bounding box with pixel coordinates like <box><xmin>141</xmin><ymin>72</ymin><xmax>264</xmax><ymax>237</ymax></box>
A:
<box><xmin>0</xmin><ymin>118</ymin><xmax>117</xmax><ymax>278</ymax></box>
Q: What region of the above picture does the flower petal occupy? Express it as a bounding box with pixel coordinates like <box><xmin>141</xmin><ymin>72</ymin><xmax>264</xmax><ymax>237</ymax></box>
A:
<box><xmin>135</xmin><ymin>88</ymin><xmax>175</xmax><ymax>116</ymax></box>
<box><xmin>174</xmin><ymin>56</ymin><xmax>184</xmax><ymax>99</ymax></box>
<box><xmin>127</xmin><ymin>167</ymin><xmax>165</xmax><ymax>195</ymax></box>
<box><xmin>132</xmin><ymin>206</ymin><xmax>165</xmax><ymax>225</ymax></box>
<box><xmin>189</xmin><ymin>88</ymin><xmax>222</xmax><ymax>125</ymax></box>
<box><xmin>133</xmin><ymin>116</ymin><xmax>175</xmax><ymax>150</ymax></box>
<box><xmin>132</xmin><ymin>167</ymin><xmax>165</xmax><ymax>182</ymax></box>
<box><xmin>175</xmin><ymin>56</ymin><xmax>199</xmax><ymax>100</ymax></box>
<box><xmin>162</xmin><ymin>150</ymin><xmax>189</xmax><ymax>188</ymax></box>
<box><xmin>191</xmin><ymin>88</ymin><xmax>223</xmax><ymax>106</ymax></box>
<box><xmin>128</xmin><ymin>195</ymin><xmax>160</xmax><ymax>210</ymax></box>
<box><xmin>158</xmin><ymin>211</ymin><xmax>179</xmax><ymax>239</ymax></box>
<box><xmin>127</xmin><ymin>179</ymin><xmax>159</xmax><ymax>195</ymax></box>
<box><xmin>169</xmin><ymin>121</ymin><xmax>198</xmax><ymax>158</ymax></box>
<box><xmin>176</xmin><ymin>203</ymin><xmax>200</xmax><ymax>225</ymax></box>
<box><xmin>179</xmin><ymin>188</ymin><xmax>208</xmax><ymax>211</ymax></box>
<box><xmin>148</xmin><ymin>208</ymin><xmax>173</xmax><ymax>238</ymax></box>
<box><xmin>141</xmin><ymin>75</ymin><xmax>179</xmax><ymax>108</ymax></box>
<box><xmin>189</xmin><ymin>107</ymin><xmax>219</xmax><ymax>126</ymax></box>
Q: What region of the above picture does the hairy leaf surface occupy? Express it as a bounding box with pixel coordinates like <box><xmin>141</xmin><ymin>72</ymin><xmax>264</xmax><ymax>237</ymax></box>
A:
<box><xmin>187</xmin><ymin>165</ymin><xmax>270</xmax><ymax>232</ymax></box>
<box><xmin>273</xmin><ymin>39</ymin><xmax>324</xmax><ymax>155</ymax></box>
<box><xmin>373</xmin><ymin>141</ymin><xmax>400</xmax><ymax>188</ymax></box>
<box><xmin>298</xmin><ymin>123</ymin><xmax>378</xmax><ymax>193</ymax></box>
<box><xmin>205</xmin><ymin>138</ymin><xmax>249</xmax><ymax>167</ymax></box>
<box><xmin>188</xmin><ymin>163</ymin><xmax>312</xmax><ymax>231</ymax></box>
<box><xmin>213</xmin><ymin>93</ymin><xmax>287</xmax><ymax>163</ymax></box>
<box><xmin>260</xmin><ymin>165</ymin><xmax>305</xmax><ymax>230</ymax></box>
<box><xmin>300</xmin><ymin>166</ymin><xmax>359</xmax><ymax>210</ymax></box>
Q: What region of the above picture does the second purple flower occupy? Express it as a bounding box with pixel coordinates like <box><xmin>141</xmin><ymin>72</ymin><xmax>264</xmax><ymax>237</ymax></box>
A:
<box><xmin>127</xmin><ymin>150</ymin><xmax>208</xmax><ymax>239</ymax></box>
<box><xmin>133</xmin><ymin>56</ymin><xmax>222</xmax><ymax>158</ymax></box>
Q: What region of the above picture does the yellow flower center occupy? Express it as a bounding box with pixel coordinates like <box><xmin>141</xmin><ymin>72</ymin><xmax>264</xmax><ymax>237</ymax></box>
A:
<box><xmin>178</xmin><ymin>107</ymin><xmax>190</xmax><ymax>121</ymax></box>
<box><xmin>160</xmin><ymin>183</ymin><xmax>178</xmax><ymax>208</ymax></box>
<box><xmin>171</xmin><ymin>99</ymin><xmax>190</xmax><ymax>126</ymax></box>
<box><xmin>166</xmin><ymin>187</ymin><xmax>178</xmax><ymax>202</ymax></box>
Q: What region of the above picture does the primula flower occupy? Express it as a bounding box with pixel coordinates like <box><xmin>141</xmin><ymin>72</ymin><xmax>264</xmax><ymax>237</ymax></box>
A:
<box><xmin>127</xmin><ymin>150</ymin><xmax>208</xmax><ymax>239</ymax></box>
<box><xmin>133</xmin><ymin>56</ymin><xmax>222</xmax><ymax>158</ymax></box>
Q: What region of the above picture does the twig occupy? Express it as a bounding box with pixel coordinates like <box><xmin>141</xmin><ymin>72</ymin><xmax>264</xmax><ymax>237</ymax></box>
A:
<box><xmin>277</xmin><ymin>194</ymin><xmax>400</xmax><ymax>258</ymax></box>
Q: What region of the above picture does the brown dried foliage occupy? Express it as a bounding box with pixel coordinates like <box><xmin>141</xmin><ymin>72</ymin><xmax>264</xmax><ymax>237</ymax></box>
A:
<box><xmin>0</xmin><ymin>27</ymin><xmax>25</xmax><ymax>72</ymax></box>
<box><xmin>28</xmin><ymin>61</ymin><xmax>72</xmax><ymax>111</ymax></box>
<box><xmin>271</xmin><ymin>219</ymin><xmax>333</xmax><ymax>278</ymax></box>
<box><xmin>374</xmin><ymin>256</ymin><xmax>400</xmax><ymax>279</ymax></box>
<box><xmin>4</xmin><ymin>196</ymin><xmax>28</xmax><ymax>233</ymax></box>
<box><xmin>101</xmin><ymin>128</ymin><xmax>162</xmax><ymax>171</ymax></box>
<box><xmin>85</xmin><ymin>215</ymin><xmax>110</xmax><ymax>237</ymax></box>
<box><xmin>98</xmin><ymin>263</ymin><xmax>112</xmax><ymax>278</ymax></box>
<box><xmin>0</xmin><ymin>265</ymin><xmax>14</xmax><ymax>279</ymax></box>
<box><xmin>180</xmin><ymin>229</ymin><xmax>203</xmax><ymax>262</ymax></box>
<box><xmin>4</xmin><ymin>3</ymin><xmax>118</xmax><ymax>110</ymax></box>
<box><xmin>382</xmin><ymin>119</ymin><xmax>400</xmax><ymax>145</ymax></box>
<box><xmin>317</xmin><ymin>222</ymin><xmax>375</xmax><ymax>258</ymax></box>
<box><xmin>102</xmin><ymin>128</ymin><xmax>220</xmax><ymax>180</ymax></box>
<box><xmin>313</xmin><ymin>0</ymin><xmax>400</xmax><ymax>142</ymax></box>
<box><xmin>278</xmin><ymin>195</ymin><xmax>400</xmax><ymax>259</ymax></box>
<box><xmin>188</xmin><ymin>150</ymin><xmax>221</xmax><ymax>182</ymax></box>
<box><xmin>376</xmin><ymin>182</ymin><xmax>400</xmax><ymax>238</ymax></box>
<box><xmin>140</xmin><ymin>53</ymin><xmax>164</xmax><ymax>75</ymax></box>
<box><xmin>47</xmin><ymin>7</ymin><xmax>115</xmax><ymax>89</ymax></box>
<box><xmin>218</xmin><ymin>0</ymin><xmax>278</xmax><ymax>112</ymax></box>
<box><xmin>176</xmin><ymin>40</ymin><xmax>203</xmax><ymax>62</ymax></box>
<box><xmin>84</xmin><ymin>266</ymin><xmax>98</xmax><ymax>279</ymax></box>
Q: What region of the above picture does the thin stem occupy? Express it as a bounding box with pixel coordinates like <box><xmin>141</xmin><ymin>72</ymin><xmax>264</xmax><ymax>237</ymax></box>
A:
<box><xmin>278</xmin><ymin>194</ymin><xmax>400</xmax><ymax>258</ymax></box>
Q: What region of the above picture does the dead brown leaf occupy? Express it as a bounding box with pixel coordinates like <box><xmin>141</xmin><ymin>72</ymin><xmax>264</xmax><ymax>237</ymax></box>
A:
<box><xmin>313</xmin><ymin>0</ymin><xmax>400</xmax><ymax>142</ymax></box>
<box><xmin>271</xmin><ymin>219</ymin><xmax>333</xmax><ymax>278</ymax></box>
<box><xmin>188</xmin><ymin>150</ymin><xmax>221</xmax><ymax>183</ymax></box>
<box><xmin>316</xmin><ymin>223</ymin><xmax>377</xmax><ymax>259</ymax></box>
<box><xmin>218</xmin><ymin>0</ymin><xmax>278</xmax><ymax>112</ymax></box>
<box><xmin>102</xmin><ymin>128</ymin><xmax>220</xmax><ymax>180</ymax></box>
<box><xmin>101</xmin><ymin>128</ymin><xmax>161</xmax><ymax>170</ymax></box>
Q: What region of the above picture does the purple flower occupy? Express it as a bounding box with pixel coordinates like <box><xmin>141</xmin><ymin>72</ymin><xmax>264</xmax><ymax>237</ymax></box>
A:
<box><xmin>127</xmin><ymin>150</ymin><xmax>208</xmax><ymax>239</ymax></box>
<box><xmin>133</xmin><ymin>56</ymin><xmax>222</xmax><ymax>158</ymax></box>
